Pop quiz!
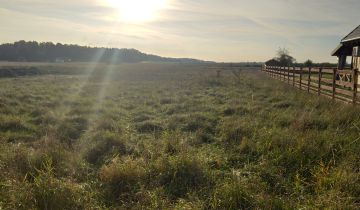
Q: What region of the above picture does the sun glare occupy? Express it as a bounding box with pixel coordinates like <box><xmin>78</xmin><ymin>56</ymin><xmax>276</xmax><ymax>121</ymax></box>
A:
<box><xmin>106</xmin><ymin>0</ymin><xmax>167</xmax><ymax>22</ymax></box>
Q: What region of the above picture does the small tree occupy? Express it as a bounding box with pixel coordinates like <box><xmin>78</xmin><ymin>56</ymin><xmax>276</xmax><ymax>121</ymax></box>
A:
<box><xmin>304</xmin><ymin>59</ymin><xmax>313</xmax><ymax>67</ymax></box>
<box><xmin>276</xmin><ymin>48</ymin><xmax>296</xmax><ymax>66</ymax></box>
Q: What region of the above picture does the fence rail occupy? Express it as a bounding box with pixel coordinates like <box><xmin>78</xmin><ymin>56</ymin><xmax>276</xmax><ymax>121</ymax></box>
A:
<box><xmin>262</xmin><ymin>65</ymin><xmax>359</xmax><ymax>104</ymax></box>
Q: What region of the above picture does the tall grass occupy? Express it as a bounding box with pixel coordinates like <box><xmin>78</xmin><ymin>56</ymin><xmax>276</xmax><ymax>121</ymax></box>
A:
<box><xmin>0</xmin><ymin>63</ymin><xmax>359</xmax><ymax>209</ymax></box>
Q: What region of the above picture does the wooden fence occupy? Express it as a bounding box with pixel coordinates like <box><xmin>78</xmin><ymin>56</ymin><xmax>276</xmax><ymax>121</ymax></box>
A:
<box><xmin>262</xmin><ymin>65</ymin><xmax>359</xmax><ymax>104</ymax></box>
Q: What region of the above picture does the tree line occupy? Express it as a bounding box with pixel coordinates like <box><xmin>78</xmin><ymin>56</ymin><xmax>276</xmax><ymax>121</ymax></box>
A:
<box><xmin>265</xmin><ymin>48</ymin><xmax>337</xmax><ymax>68</ymax></box>
<box><xmin>0</xmin><ymin>41</ymin><xmax>206</xmax><ymax>63</ymax></box>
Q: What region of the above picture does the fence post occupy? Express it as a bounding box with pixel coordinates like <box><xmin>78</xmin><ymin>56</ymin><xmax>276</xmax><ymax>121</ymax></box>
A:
<box><xmin>216</xmin><ymin>70</ymin><xmax>221</xmax><ymax>78</ymax></box>
<box><xmin>353</xmin><ymin>69</ymin><xmax>358</xmax><ymax>104</ymax></box>
<box><xmin>332</xmin><ymin>68</ymin><xmax>337</xmax><ymax>100</ymax></box>
<box><xmin>293</xmin><ymin>66</ymin><xmax>295</xmax><ymax>87</ymax></box>
<box><xmin>287</xmin><ymin>66</ymin><xmax>290</xmax><ymax>84</ymax></box>
<box><xmin>308</xmin><ymin>67</ymin><xmax>311</xmax><ymax>92</ymax></box>
<box><xmin>299</xmin><ymin>67</ymin><xmax>303</xmax><ymax>90</ymax></box>
<box><xmin>278</xmin><ymin>66</ymin><xmax>281</xmax><ymax>80</ymax></box>
<box><xmin>318</xmin><ymin>67</ymin><xmax>322</xmax><ymax>96</ymax></box>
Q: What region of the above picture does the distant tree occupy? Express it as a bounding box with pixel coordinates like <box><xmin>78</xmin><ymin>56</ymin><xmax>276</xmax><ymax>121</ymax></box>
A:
<box><xmin>275</xmin><ymin>48</ymin><xmax>296</xmax><ymax>66</ymax></box>
<box><xmin>265</xmin><ymin>59</ymin><xmax>280</xmax><ymax>66</ymax></box>
<box><xmin>304</xmin><ymin>59</ymin><xmax>313</xmax><ymax>67</ymax></box>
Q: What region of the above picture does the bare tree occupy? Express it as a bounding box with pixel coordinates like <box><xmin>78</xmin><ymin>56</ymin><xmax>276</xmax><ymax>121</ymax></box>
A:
<box><xmin>276</xmin><ymin>48</ymin><xmax>296</xmax><ymax>66</ymax></box>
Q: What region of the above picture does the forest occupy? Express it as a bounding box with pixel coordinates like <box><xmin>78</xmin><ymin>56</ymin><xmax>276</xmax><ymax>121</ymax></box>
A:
<box><xmin>0</xmin><ymin>41</ymin><xmax>206</xmax><ymax>63</ymax></box>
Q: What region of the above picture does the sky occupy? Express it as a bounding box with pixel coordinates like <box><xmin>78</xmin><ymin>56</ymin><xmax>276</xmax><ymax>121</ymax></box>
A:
<box><xmin>0</xmin><ymin>0</ymin><xmax>359</xmax><ymax>62</ymax></box>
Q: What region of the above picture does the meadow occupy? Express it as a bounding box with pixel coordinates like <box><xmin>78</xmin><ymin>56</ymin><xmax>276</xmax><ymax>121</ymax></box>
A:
<box><xmin>0</xmin><ymin>62</ymin><xmax>359</xmax><ymax>209</ymax></box>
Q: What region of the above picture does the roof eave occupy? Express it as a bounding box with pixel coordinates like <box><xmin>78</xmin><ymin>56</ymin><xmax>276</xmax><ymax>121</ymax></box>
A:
<box><xmin>341</xmin><ymin>37</ymin><xmax>360</xmax><ymax>43</ymax></box>
<box><xmin>331</xmin><ymin>44</ymin><xmax>343</xmax><ymax>56</ymax></box>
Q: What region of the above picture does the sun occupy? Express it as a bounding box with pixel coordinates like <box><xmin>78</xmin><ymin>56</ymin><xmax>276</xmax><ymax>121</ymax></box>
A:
<box><xmin>106</xmin><ymin>0</ymin><xmax>167</xmax><ymax>22</ymax></box>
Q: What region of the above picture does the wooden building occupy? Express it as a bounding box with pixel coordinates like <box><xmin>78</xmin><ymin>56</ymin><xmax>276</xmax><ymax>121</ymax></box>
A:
<box><xmin>332</xmin><ymin>25</ymin><xmax>360</xmax><ymax>70</ymax></box>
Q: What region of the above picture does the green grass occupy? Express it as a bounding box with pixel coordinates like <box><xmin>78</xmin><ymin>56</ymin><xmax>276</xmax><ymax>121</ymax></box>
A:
<box><xmin>0</xmin><ymin>62</ymin><xmax>359</xmax><ymax>209</ymax></box>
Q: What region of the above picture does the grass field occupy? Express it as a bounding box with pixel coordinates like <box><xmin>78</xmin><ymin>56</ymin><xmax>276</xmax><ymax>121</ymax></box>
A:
<box><xmin>0</xmin><ymin>62</ymin><xmax>359</xmax><ymax>209</ymax></box>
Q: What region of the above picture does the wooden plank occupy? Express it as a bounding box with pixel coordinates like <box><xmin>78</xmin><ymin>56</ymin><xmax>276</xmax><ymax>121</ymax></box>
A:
<box><xmin>321</xmin><ymin>93</ymin><xmax>352</xmax><ymax>104</ymax></box>
<box><xmin>337</xmin><ymin>70</ymin><xmax>353</xmax><ymax>75</ymax></box>
<box><xmin>300</xmin><ymin>86</ymin><xmax>308</xmax><ymax>91</ymax></box>
<box><xmin>322</xmin><ymin>68</ymin><xmax>334</xmax><ymax>74</ymax></box>
<box><xmin>310</xmin><ymin>82</ymin><xmax>319</xmax><ymax>87</ymax></box>
<box><xmin>336</xmin><ymin>80</ymin><xmax>353</xmax><ymax>88</ymax></box>
<box><xmin>321</xmin><ymin>84</ymin><xmax>333</xmax><ymax>92</ymax></box>
<box><xmin>332</xmin><ymin>68</ymin><xmax>337</xmax><ymax>100</ymax></box>
<box><xmin>301</xmin><ymin>81</ymin><xmax>308</xmax><ymax>86</ymax></box>
<box><xmin>335</xmin><ymin>94</ymin><xmax>353</xmax><ymax>103</ymax></box>
<box><xmin>265</xmin><ymin>65</ymin><xmax>360</xmax><ymax>105</ymax></box>
<box><xmin>318</xmin><ymin>67</ymin><xmax>322</xmax><ymax>96</ymax></box>
<box><xmin>299</xmin><ymin>67</ymin><xmax>303</xmax><ymax>89</ymax></box>
<box><xmin>307</xmin><ymin>67</ymin><xmax>311</xmax><ymax>93</ymax></box>
<box><xmin>321</xmin><ymin>78</ymin><xmax>333</xmax><ymax>84</ymax></box>
<box><xmin>336</xmin><ymin>88</ymin><xmax>354</xmax><ymax>97</ymax></box>
<box><xmin>321</xmin><ymin>91</ymin><xmax>333</xmax><ymax>98</ymax></box>
<box><xmin>310</xmin><ymin>67</ymin><xmax>321</xmax><ymax>73</ymax></box>
<box><xmin>353</xmin><ymin>69</ymin><xmax>358</xmax><ymax>104</ymax></box>
<box><xmin>287</xmin><ymin>66</ymin><xmax>290</xmax><ymax>84</ymax></box>
<box><xmin>292</xmin><ymin>66</ymin><xmax>296</xmax><ymax>87</ymax></box>
<box><xmin>309</xmin><ymin>86</ymin><xmax>318</xmax><ymax>92</ymax></box>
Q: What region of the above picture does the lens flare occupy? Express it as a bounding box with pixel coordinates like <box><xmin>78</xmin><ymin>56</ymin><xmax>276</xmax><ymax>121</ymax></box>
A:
<box><xmin>106</xmin><ymin>0</ymin><xmax>167</xmax><ymax>22</ymax></box>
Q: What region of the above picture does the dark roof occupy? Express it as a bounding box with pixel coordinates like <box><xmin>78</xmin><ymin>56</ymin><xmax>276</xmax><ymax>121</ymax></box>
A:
<box><xmin>331</xmin><ymin>44</ymin><xmax>343</xmax><ymax>56</ymax></box>
<box><xmin>331</xmin><ymin>43</ymin><xmax>353</xmax><ymax>56</ymax></box>
<box><xmin>342</xmin><ymin>25</ymin><xmax>360</xmax><ymax>43</ymax></box>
